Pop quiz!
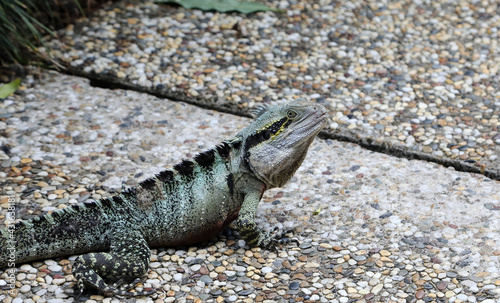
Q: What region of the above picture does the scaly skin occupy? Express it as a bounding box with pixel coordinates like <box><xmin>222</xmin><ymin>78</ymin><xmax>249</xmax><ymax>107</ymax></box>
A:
<box><xmin>0</xmin><ymin>98</ymin><xmax>328</xmax><ymax>296</ymax></box>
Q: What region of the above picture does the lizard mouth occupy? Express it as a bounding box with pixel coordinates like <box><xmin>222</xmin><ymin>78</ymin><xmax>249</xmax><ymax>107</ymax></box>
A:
<box><xmin>317</xmin><ymin>112</ymin><xmax>328</xmax><ymax>122</ymax></box>
<box><xmin>309</xmin><ymin>111</ymin><xmax>328</xmax><ymax>128</ymax></box>
<box><xmin>281</xmin><ymin>110</ymin><xmax>327</xmax><ymax>148</ymax></box>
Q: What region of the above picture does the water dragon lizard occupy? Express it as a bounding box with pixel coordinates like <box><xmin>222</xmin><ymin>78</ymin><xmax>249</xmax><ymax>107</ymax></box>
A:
<box><xmin>0</xmin><ymin>98</ymin><xmax>328</xmax><ymax>296</ymax></box>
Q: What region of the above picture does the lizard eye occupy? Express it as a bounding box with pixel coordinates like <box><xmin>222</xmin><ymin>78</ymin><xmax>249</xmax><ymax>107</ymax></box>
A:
<box><xmin>286</xmin><ymin>110</ymin><xmax>298</xmax><ymax>119</ymax></box>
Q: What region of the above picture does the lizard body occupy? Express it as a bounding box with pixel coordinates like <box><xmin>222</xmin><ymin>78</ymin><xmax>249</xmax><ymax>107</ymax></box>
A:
<box><xmin>0</xmin><ymin>99</ymin><xmax>328</xmax><ymax>296</ymax></box>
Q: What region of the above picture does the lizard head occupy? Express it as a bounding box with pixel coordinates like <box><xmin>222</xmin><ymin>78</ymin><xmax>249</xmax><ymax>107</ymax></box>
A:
<box><xmin>240</xmin><ymin>98</ymin><xmax>328</xmax><ymax>188</ymax></box>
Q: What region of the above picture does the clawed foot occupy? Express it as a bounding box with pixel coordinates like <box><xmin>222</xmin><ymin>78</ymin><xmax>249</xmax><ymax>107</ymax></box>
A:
<box><xmin>235</xmin><ymin>218</ymin><xmax>299</xmax><ymax>251</ymax></box>
<box><xmin>264</xmin><ymin>228</ymin><xmax>299</xmax><ymax>251</ymax></box>
<box><xmin>109</xmin><ymin>277</ymin><xmax>155</xmax><ymax>296</ymax></box>
<box><xmin>74</xmin><ymin>275</ymin><xmax>155</xmax><ymax>298</ymax></box>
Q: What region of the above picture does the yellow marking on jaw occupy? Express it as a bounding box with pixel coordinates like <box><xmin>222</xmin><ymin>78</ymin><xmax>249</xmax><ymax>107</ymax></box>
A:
<box><xmin>246</xmin><ymin>116</ymin><xmax>292</xmax><ymax>150</ymax></box>
<box><xmin>256</xmin><ymin>118</ymin><xmax>291</xmax><ymax>143</ymax></box>
<box><xmin>258</xmin><ymin>120</ymin><xmax>277</xmax><ymax>132</ymax></box>
<box><xmin>270</xmin><ymin>119</ymin><xmax>290</xmax><ymax>140</ymax></box>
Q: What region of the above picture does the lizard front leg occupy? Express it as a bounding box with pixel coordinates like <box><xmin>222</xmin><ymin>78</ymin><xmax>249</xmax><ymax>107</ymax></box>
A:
<box><xmin>235</xmin><ymin>191</ymin><xmax>294</xmax><ymax>250</ymax></box>
<box><xmin>72</xmin><ymin>227</ymin><xmax>153</xmax><ymax>297</ymax></box>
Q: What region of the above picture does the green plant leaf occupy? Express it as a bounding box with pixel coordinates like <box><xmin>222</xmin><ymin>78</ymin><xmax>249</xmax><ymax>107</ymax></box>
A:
<box><xmin>0</xmin><ymin>79</ymin><xmax>21</xmax><ymax>99</ymax></box>
<box><xmin>155</xmin><ymin>0</ymin><xmax>280</xmax><ymax>14</ymax></box>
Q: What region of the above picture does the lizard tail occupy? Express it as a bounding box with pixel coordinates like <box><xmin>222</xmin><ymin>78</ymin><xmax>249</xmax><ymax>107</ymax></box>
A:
<box><xmin>0</xmin><ymin>200</ymin><xmax>110</xmax><ymax>267</ymax></box>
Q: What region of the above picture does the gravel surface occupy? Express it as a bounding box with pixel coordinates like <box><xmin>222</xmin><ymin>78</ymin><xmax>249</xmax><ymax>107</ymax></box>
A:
<box><xmin>1</xmin><ymin>71</ymin><xmax>499</xmax><ymax>302</ymax></box>
<box><xmin>44</xmin><ymin>0</ymin><xmax>500</xmax><ymax>178</ymax></box>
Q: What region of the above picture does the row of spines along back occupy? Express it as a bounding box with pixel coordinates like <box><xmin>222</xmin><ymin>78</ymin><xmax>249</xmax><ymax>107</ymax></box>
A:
<box><xmin>14</xmin><ymin>141</ymin><xmax>239</xmax><ymax>228</ymax></box>
<box><xmin>135</xmin><ymin>140</ymin><xmax>237</xmax><ymax>190</ymax></box>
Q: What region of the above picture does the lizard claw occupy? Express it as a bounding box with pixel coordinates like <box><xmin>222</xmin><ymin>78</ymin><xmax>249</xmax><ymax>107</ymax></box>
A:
<box><xmin>275</xmin><ymin>237</ymin><xmax>300</xmax><ymax>245</ymax></box>
<box><xmin>265</xmin><ymin>228</ymin><xmax>299</xmax><ymax>250</ymax></box>
<box><xmin>273</xmin><ymin>228</ymin><xmax>294</xmax><ymax>239</ymax></box>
